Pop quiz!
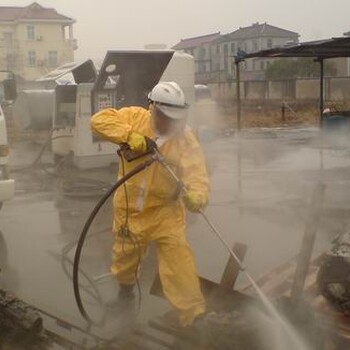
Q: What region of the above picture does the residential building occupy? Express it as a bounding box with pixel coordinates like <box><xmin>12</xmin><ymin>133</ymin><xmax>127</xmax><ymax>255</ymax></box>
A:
<box><xmin>172</xmin><ymin>32</ymin><xmax>221</xmax><ymax>79</ymax></box>
<box><xmin>212</xmin><ymin>23</ymin><xmax>299</xmax><ymax>81</ymax></box>
<box><xmin>342</xmin><ymin>31</ymin><xmax>350</xmax><ymax>76</ymax></box>
<box><xmin>0</xmin><ymin>2</ymin><xmax>77</xmax><ymax>81</ymax></box>
<box><xmin>173</xmin><ymin>23</ymin><xmax>299</xmax><ymax>83</ymax></box>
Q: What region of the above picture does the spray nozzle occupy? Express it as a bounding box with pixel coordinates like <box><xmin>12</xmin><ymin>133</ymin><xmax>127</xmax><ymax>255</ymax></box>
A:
<box><xmin>119</xmin><ymin>137</ymin><xmax>158</xmax><ymax>162</ymax></box>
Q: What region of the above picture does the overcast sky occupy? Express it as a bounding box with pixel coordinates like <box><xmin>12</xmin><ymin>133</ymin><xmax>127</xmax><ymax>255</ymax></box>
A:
<box><xmin>4</xmin><ymin>0</ymin><xmax>350</xmax><ymax>61</ymax></box>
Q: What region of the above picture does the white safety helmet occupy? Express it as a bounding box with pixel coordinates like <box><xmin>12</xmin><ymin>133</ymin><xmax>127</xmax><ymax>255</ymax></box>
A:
<box><xmin>148</xmin><ymin>81</ymin><xmax>189</xmax><ymax>120</ymax></box>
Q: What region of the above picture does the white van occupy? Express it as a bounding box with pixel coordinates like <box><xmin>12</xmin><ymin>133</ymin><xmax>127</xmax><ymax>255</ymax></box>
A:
<box><xmin>0</xmin><ymin>104</ymin><xmax>14</xmax><ymax>209</ymax></box>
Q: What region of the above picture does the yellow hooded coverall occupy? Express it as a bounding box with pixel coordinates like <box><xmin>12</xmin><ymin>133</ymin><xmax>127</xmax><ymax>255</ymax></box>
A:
<box><xmin>90</xmin><ymin>107</ymin><xmax>209</xmax><ymax>326</ymax></box>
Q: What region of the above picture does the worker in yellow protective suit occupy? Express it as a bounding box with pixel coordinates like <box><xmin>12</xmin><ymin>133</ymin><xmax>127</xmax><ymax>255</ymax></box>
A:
<box><xmin>90</xmin><ymin>82</ymin><xmax>209</xmax><ymax>327</ymax></box>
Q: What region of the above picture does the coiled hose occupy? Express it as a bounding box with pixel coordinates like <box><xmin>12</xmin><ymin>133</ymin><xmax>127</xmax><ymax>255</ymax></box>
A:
<box><xmin>73</xmin><ymin>157</ymin><xmax>155</xmax><ymax>325</ymax></box>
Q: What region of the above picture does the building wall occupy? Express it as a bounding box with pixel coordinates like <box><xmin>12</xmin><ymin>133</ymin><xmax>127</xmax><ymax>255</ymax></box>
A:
<box><xmin>208</xmin><ymin>76</ymin><xmax>350</xmax><ymax>102</ymax></box>
<box><xmin>0</xmin><ymin>23</ymin><xmax>17</xmax><ymax>73</ymax></box>
<box><xmin>328</xmin><ymin>57</ymin><xmax>348</xmax><ymax>77</ymax></box>
<box><xmin>216</xmin><ymin>36</ymin><xmax>298</xmax><ymax>81</ymax></box>
<box><xmin>0</xmin><ymin>21</ymin><xmax>76</xmax><ymax>81</ymax></box>
<box><xmin>329</xmin><ymin>77</ymin><xmax>350</xmax><ymax>100</ymax></box>
<box><xmin>174</xmin><ymin>27</ymin><xmax>300</xmax><ymax>84</ymax></box>
<box><xmin>183</xmin><ymin>43</ymin><xmax>212</xmax><ymax>74</ymax></box>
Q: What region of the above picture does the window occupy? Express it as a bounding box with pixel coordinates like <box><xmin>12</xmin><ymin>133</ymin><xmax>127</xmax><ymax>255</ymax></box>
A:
<box><xmin>199</xmin><ymin>47</ymin><xmax>207</xmax><ymax>58</ymax></box>
<box><xmin>231</xmin><ymin>62</ymin><xmax>236</xmax><ymax>76</ymax></box>
<box><xmin>192</xmin><ymin>48</ymin><xmax>197</xmax><ymax>59</ymax></box>
<box><xmin>231</xmin><ymin>42</ymin><xmax>236</xmax><ymax>54</ymax></box>
<box><xmin>199</xmin><ymin>63</ymin><xmax>207</xmax><ymax>73</ymax></box>
<box><xmin>3</xmin><ymin>32</ymin><xmax>13</xmax><ymax>44</ymax></box>
<box><xmin>28</xmin><ymin>51</ymin><xmax>36</xmax><ymax>66</ymax></box>
<box><xmin>27</xmin><ymin>25</ymin><xmax>35</xmax><ymax>40</ymax></box>
<box><xmin>216</xmin><ymin>45</ymin><xmax>220</xmax><ymax>54</ymax></box>
<box><xmin>223</xmin><ymin>44</ymin><xmax>228</xmax><ymax>56</ymax></box>
<box><xmin>224</xmin><ymin>58</ymin><xmax>228</xmax><ymax>72</ymax></box>
<box><xmin>260</xmin><ymin>61</ymin><xmax>265</xmax><ymax>70</ymax></box>
<box><xmin>267</xmin><ymin>38</ymin><xmax>273</xmax><ymax>49</ymax></box>
<box><xmin>253</xmin><ymin>40</ymin><xmax>258</xmax><ymax>52</ymax></box>
<box><xmin>48</xmin><ymin>51</ymin><xmax>58</xmax><ymax>67</ymax></box>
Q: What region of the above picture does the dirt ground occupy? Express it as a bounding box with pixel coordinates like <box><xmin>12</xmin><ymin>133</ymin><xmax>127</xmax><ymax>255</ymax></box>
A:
<box><xmin>219</xmin><ymin>100</ymin><xmax>350</xmax><ymax>130</ymax></box>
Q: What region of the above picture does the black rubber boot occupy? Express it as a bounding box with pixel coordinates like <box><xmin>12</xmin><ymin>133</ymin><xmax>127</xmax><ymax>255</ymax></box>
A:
<box><xmin>118</xmin><ymin>283</ymin><xmax>135</xmax><ymax>302</ymax></box>
<box><xmin>105</xmin><ymin>284</ymin><xmax>135</xmax><ymax>313</ymax></box>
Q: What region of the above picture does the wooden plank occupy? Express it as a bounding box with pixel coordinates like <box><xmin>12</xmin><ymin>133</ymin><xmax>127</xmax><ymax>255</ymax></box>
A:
<box><xmin>150</xmin><ymin>241</ymin><xmax>249</xmax><ymax>307</ymax></box>
<box><xmin>150</xmin><ymin>274</ymin><xmax>216</xmax><ymax>299</ymax></box>
<box><xmin>239</xmin><ymin>258</ymin><xmax>296</xmax><ymax>294</ymax></box>
<box><xmin>133</xmin><ymin>328</ymin><xmax>175</xmax><ymax>349</ymax></box>
<box><xmin>290</xmin><ymin>183</ymin><xmax>326</xmax><ymax>300</ymax></box>
<box><xmin>219</xmin><ymin>242</ymin><xmax>247</xmax><ymax>291</ymax></box>
<box><xmin>108</xmin><ymin>330</ymin><xmax>170</xmax><ymax>350</ymax></box>
<box><xmin>240</xmin><ymin>252</ymin><xmax>326</xmax><ymax>298</ymax></box>
<box><xmin>150</xmin><ymin>273</ymin><xmax>252</xmax><ymax>303</ymax></box>
<box><xmin>150</xmin><ymin>273</ymin><xmax>254</xmax><ymax>330</ymax></box>
<box><xmin>148</xmin><ymin>316</ymin><xmax>197</xmax><ymax>345</ymax></box>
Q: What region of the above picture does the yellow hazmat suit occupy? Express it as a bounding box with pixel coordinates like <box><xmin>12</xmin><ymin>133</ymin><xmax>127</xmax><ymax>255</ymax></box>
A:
<box><xmin>90</xmin><ymin>107</ymin><xmax>209</xmax><ymax>326</ymax></box>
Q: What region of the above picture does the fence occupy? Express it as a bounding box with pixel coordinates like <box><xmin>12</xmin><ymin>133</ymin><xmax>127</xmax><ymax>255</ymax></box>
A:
<box><xmin>209</xmin><ymin>76</ymin><xmax>350</xmax><ymax>103</ymax></box>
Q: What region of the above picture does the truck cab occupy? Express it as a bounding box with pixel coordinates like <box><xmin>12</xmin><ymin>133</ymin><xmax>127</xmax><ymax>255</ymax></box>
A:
<box><xmin>0</xmin><ymin>72</ymin><xmax>16</xmax><ymax>209</ymax></box>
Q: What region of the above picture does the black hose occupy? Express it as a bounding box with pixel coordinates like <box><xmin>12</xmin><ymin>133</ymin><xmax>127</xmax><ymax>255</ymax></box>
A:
<box><xmin>73</xmin><ymin>157</ymin><xmax>155</xmax><ymax>325</ymax></box>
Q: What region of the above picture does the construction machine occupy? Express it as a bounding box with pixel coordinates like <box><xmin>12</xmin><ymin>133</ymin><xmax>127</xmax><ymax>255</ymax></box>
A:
<box><xmin>13</xmin><ymin>50</ymin><xmax>195</xmax><ymax>169</ymax></box>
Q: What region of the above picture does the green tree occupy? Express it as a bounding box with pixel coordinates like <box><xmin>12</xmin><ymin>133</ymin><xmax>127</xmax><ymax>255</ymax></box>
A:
<box><xmin>265</xmin><ymin>58</ymin><xmax>337</xmax><ymax>80</ymax></box>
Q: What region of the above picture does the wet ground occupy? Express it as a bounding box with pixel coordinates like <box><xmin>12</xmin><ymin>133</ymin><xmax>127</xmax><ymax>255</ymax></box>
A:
<box><xmin>1</xmin><ymin>126</ymin><xmax>350</xmax><ymax>347</ymax></box>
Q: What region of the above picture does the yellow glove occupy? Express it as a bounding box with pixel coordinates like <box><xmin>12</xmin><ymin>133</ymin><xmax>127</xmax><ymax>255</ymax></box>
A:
<box><xmin>127</xmin><ymin>132</ymin><xmax>147</xmax><ymax>153</ymax></box>
<box><xmin>183</xmin><ymin>191</ymin><xmax>208</xmax><ymax>213</ymax></box>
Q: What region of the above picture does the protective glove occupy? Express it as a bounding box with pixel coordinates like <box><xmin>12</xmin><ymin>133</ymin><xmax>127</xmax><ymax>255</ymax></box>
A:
<box><xmin>183</xmin><ymin>191</ymin><xmax>208</xmax><ymax>213</ymax></box>
<box><xmin>127</xmin><ymin>132</ymin><xmax>147</xmax><ymax>153</ymax></box>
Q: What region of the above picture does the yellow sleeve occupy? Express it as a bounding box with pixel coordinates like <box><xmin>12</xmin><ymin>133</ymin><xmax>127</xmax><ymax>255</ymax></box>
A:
<box><xmin>180</xmin><ymin>131</ymin><xmax>210</xmax><ymax>198</ymax></box>
<box><xmin>90</xmin><ymin>107</ymin><xmax>147</xmax><ymax>144</ymax></box>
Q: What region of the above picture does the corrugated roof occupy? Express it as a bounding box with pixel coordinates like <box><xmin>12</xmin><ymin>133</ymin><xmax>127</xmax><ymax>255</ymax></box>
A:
<box><xmin>216</xmin><ymin>23</ymin><xmax>299</xmax><ymax>43</ymax></box>
<box><xmin>172</xmin><ymin>32</ymin><xmax>221</xmax><ymax>50</ymax></box>
<box><xmin>0</xmin><ymin>2</ymin><xmax>73</xmax><ymax>22</ymax></box>
<box><xmin>243</xmin><ymin>37</ymin><xmax>350</xmax><ymax>59</ymax></box>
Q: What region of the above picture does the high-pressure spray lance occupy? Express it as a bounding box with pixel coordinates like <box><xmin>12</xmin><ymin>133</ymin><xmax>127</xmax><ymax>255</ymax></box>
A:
<box><xmin>73</xmin><ymin>137</ymin><xmax>250</xmax><ymax>325</ymax></box>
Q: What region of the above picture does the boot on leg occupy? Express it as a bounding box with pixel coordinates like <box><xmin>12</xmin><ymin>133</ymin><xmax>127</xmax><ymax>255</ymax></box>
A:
<box><xmin>118</xmin><ymin>283</ymin><xmax>135</xmax><ymax>302</ymax></box>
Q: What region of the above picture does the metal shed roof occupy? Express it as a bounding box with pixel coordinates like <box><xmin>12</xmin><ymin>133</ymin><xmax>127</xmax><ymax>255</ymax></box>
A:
<box><xmin>243</xmin><ymin>37</ymin><xmax>350</xmax><ymax>60</ymax></box>
<box><xmin>233</xmin><ymin>37</ymin><xmax>350</xmax><ymax>131</ymax></box>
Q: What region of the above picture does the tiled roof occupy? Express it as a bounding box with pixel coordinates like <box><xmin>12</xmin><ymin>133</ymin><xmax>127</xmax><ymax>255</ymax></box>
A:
<box><xmin>215</xmin><ymin>23</ymin><xmax>299</xmax><ymax>43</ymax></box>
<box><xmin>172</xmin><ymin>32</ymin><xmax>221</xmax><ymax>50</ymax></box>
<box><xmin>0</xmin><ymin>2</ymin><xmax>73</xmax><ymax>22</ymax></box>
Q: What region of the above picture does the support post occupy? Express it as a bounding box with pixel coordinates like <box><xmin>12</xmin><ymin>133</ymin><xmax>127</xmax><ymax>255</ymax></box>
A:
<box><xmin>290</xmin><ymin>183</ymin><xmax>326</xmax><ymax>301</ymax></box>
<box><xmin>319</xmin><ymin>58</ymin><xmax>325</xmax><ymax>128</ymax></box>
<box><xmin>235</xmin><ymin>59</ymin><xmax>241</xmax><ymax>131</ymax></box>
<box><xmin>219</xmin><ymin>242</ymin><xmax>248</xmax><ymax>291</ymax></box>
<box><xmin>281</xmin><ymin>102</ymin><xmax>286</xmax><ymax>123</ymax></box>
